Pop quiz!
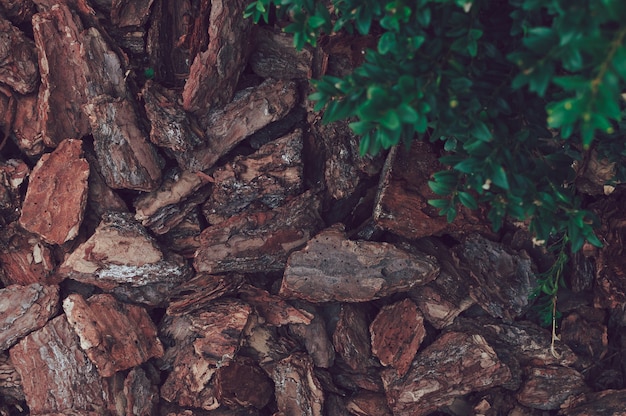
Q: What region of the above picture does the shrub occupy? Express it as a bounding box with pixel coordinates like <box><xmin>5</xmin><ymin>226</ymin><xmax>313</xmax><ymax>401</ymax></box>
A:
<box><xmin>245</xmin><ymin>0</ymin><xmax>626</xmax><ymax>330</ymax></box>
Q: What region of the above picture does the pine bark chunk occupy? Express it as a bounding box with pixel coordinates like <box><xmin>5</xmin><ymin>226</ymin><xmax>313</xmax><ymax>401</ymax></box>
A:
<box><xmin>374</xmin><ymin>141</ymin><xmax>491</xmax><ymax>239</ymax></box>
<box><xmin>249</xmin><ymin>27</ymin><xmax>313</xmax><ymax>80</ymax></box>
<box><xmin>333</xmin><ymin>303</ymin><xmax>377</xmax><ymax>372</ymax></box>
<box><xmin>9</xmin><ymin>315</ymin><xmax>110</xmax><ymax>414</ymax></box>
<box><xmin>194</xmin><ymin>191</ymin><xmax>323</xmax><ymax>274</ymax></box>
<box><xmin>0</xmin><ymin>159</ymin><xmax>29</xmax><ymax>225</ymax></box>
<box><xmin>214</xmin><ymin>356</ymin><xmax>274</xmax><ymax>409</ymax></box>
<box><xmin>515</xmin><ymin>366</ymin><xmax>587</xmax><ymax>410</ymax></box>
<box><xmin>19</xmin><ymin>139</ymin><xmax>89</xmax><ymax>245</ymax></box>
<box><xmin>59</xmin><ymin>211</ymin><xmax>191</xmax><ymax>291</ymax></box>
<box><xmin>345</xmin><ymin>391</ymin><xmax>393</xmax><ymax>416</ymax></box>
<box><xmin>0</xmin><ymin>283</ymin><xmax>59</xmax><ymax>351</ymax></box>
<box><xmin>370</xmin><ymin>299</ymin><xmax>425</xmax><ymax>377</ymax></box>
<box><xmin>560</xmin><ymin>389</ymin><xmax>626</xmax><ymax>416</ymax></box>
<box><xmin>381</xmin><ymin>331</ymin><xmax>512</xmax><ymax>416</ymax></box>
<box><xmin>62</xmin><ymin>293</ymin><xmax>164</xmax><ymax>377</ymax></box>
<box><xmin>160</xmin><ymin>298</ymin><xmax>252</xmax><ymax>410</ymax></box>
<box><xmin>86</xmin><ymin>96</ymin><xmax>162</xmax><ymax>192</ymax></box>
<box><xmin>265</xmin><ymin>352</ymin><xmax>324</xmax><ymax>416</ymax></box>
<box><xmin>182</xmin><ymin>0</ymin><xmax>252</xmax><ymax>114</ymax></box>
<box><xmin>166</xmin><ymin>273</ymin><xmax>244</xmax><ymax>316</ymax></box>
<box><xmin>279</xmin><ymin>225</ymin><xmax>440</xmax><ymax>303</ymax></box>
<box><xmin>239</xmin><ymin>284</ymin><xmax>313</xmax><ymax>326</ymax></box>
<box><xmin>203</xmin><ymin>129</ymin><xmax>304</xmax><ymax>224</ymax></box>
<box><xmin>0</xmin><ymin>15</ymin><xmax>38</xmax><ymax>94</ymax></box>
<box><xmin>454</xmin><ymin>234</ymin><xmax>536</xmax><ymax>322</ymax></box>
<box><xmin>288</xmin><ymin>301</ymin><xmax>335</xmax><ymax>368</ymax></box>
<box><xmin>32</xmin><ymin>2</ymin><xmax>90</xmax><ymax>147</ymax></box>
<box><xmin>13</xmin><ymin>93</ymin><xmax>45</xmax><ymax>156</ymax></box>
<box><xmin>142</xmin><ymin>80</ymin><xmax>205</xmax><ymax>171</ymax></box>
<box><xmin>0</xmin><ymin>223</ymin><xmax>57</xmax><ymax>286</ymax></box>
<box><xmin>192</xmin><ymin>78</ymin><xmax>299</xmax><ymax>172</ymax></box>
<box><xmin>0</xmin><ymin>352</ymin><xmax>24</xmax><ymax>404</ymax></box>
<box><xmin>134</xmin><ymin>169</ymin><xmax>213</xmax><ymax>234</ymax></box>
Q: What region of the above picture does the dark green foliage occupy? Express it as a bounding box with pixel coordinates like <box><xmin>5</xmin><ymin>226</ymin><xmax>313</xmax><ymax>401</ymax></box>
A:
<box><xmin>245</xmin><ymin>0</ymin><xmax>626</xmax><ymax>326</ymax></box>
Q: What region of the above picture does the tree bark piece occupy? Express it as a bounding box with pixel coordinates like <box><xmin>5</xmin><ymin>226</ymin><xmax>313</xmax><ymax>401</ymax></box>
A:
<box><xmin>374</xmin><ymin>141</ymin><xmax>491</xmax><ymax>239</ymax></box>
<box><xmin>9</xmin><ymin>315</ymin><xmax>110</xmax><ymax>414</ymax></box>
<box><xmin>86</xmin><ymin>96</ymin><xmax>162</xmax><ymax>192</ymax></box>
<box><xmin>203</xmin><ymin>129</ymin><xmax>304</xmax><ymax>224</ymax></box>
<box><xmin>160</xmin><ymin>210</ymin><xmax>204</xmax><ymax>258</ymax></box>
<box><xmin>560</xmin><ymin>307</ymin><xmax>608</xmax><ymax>362</ymax></box>
<box><xmin>160</xmin><ymin>298</ymin><xmax>252</xmax><ymax>410</ymax></box>
<box><xmin>62</xmin><ymin>293</ymin><xmax>164</xmax><ymax>377</ymax></box>
<box><xmin>249</xmin><ymin>27</ymin><xmax>313</xmax><ymax>80</ymax></box>
<box><xmin>0</xmin><ymin>159</ymin><xmax>29</xmax><ymax>225</ymax></box>
<box><xmin>381</xmin><ymin>331</ymin><xmax>512</xmax><ymax>416</ymax></box>
<box><xmin>333</xmin><ymin>303</ymin><xmax>377</xmax><ymax>373</ymax></box>
<box><xmin>19</xmin><ymin>139</ymin><xmax>89</xmax><ymax>245</ymax></box>
<box><xmin>193</xmin><ymin>78</ymin><xmax>299</xmax><ymax>172</ymax></box>
<box><xmin>134</xmin><ymin>169</ymin><xmax>213</xmax><ymax>234</ymax></box>
<box><xmin>214</xmin><ymin>356</ymin><xmax>274</xmax><ymax>409</ymax></box>
<box><xmin>238</xmin><ymin>284</ymin><xmax>313</xmax><ymax>326</ymax></box>
<box><xmin>0</xmin><ymin>283</ymin><xmax>59</xmax><ymax>351</ymax></box>
<box><xmin>288</xmin><ymin>301</ymin><xmax>335</xmax><ymax>368</ymax></box>
<box><xmin>194</xmin><ymin>191</ymin><xmax>323</xmax><ymax>274</ymax></box>
<box><xmin>111</xmin><ymin>0</ymin><xmax>153</xmax><ymax>28</ymax></box>
<box><xmin>345</xmin><ymin>391</ymin><xmax>393</xmax><ymax>416</ymax></box>
<box><xmin>515</xmin><ymin>366</ymin><xmax>587</xmax><ymax>410</ymax></box>
<box><xmin>12</xmin><ymin>93</ymin><xmax>45</xmax><ymax>156</ymax></box>
<box><xmin>32</xmin><ymin>2</ymin><xmax>91</xmax><ymax>147</ymax></box>
<box><xmin>560</xmin><ymin>389</ymin><xmax>626</xmax><ymax>416</ymax></box>
<box><xmin>120</xmin><ymin>366</ymin><xmax>160</xmax><ymax>416</ymax></box>
<box><xmin>265</xmin><ymin>352</ymin><xmax>324</xmax><ymax>416</ymax></box>
<box><xmin>280</xmin><ymin>225</ymin><xmax>439</xmax><ymax>303</ymax></box>
<box><xmin>0</xmin><ymin>352</ymin><xmax>23</xmax><ymax>404</ymax></box>
<box><xmin>370</xmin><ymin>299</ymin><xmax>425</xmax><ymax>377</ymax></box>
<box><xmin>182</xmin><ymin>0</ymin><xmax>252</xmax><ymax>114</ymax></box>
<box><xmin>0</xmin><ymin>15</ymin><xmax>38</xmax><ymax>94</ymax></box>
<box><xmin>59</xmin><ymin>211</ymin><xmax>191</xmax><ymax>291</ymax></box>
<box><xmin>0</xmin><ymin>223</ymin><xmax>57</xmax><ymax>286</ymax></box>
<box><xmin>454</xmin><ymin>234</ymin><xmax>536</xmax><ymax>322</ymax></box>
<box><xmin>142</xmin><ymin>80</ymin><xmax>205</xmax><ymax>171</ymax></box>
<box><xmin>408</xmin><ymin>237</ymin><xmax>474</xmax><ymax>329</ymax></box>
<box><xmin>166</xmin><ymin>273</ymin><xmax>244</xmax><ymax>316</ymax></box>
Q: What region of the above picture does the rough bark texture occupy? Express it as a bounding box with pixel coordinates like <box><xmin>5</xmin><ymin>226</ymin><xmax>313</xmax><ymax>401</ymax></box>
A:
<box><xmin>194</xmin><ymin>191</ymin><xmax>323</xmax><ymax>274</ymax></box>
<box><xmin>182</xmin><ymin>0</ymin><xmax>251</xmax><ymax>114</ymax></box>
<box><xmin>0</xmin><ymin>15</ymin><xmax>38</xmax><ymax>94</ymax></box>
<box><xmin>9</xmin><ymin>315</ymin><xmax>110</xmax><ymax>414</ymax></box>
<box><xmin>381</xmin><ymin>331</ymin><xmax>512</xmax><ymax>416</ymax></box>
<box><xmin>280</xmin><ymin>225</ymin><xmax>440</xmax><ymax>302</ymax></box>
<box><xmin>62</xmin><ymin>293</ymin><xmax>164</xmax><ymax>377</ymax></box>
<box><xmin>0</xmin><ymin>283</ymin><xmax>59</xmax><ymax>351</ymax></box>
<box><xmin>19</xmin><ymin>139</ymin><xmax>89</xmax><ymax>245</ymax></box>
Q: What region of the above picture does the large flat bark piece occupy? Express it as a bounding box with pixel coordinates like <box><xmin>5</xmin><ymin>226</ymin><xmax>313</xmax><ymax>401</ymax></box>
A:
<box><xmin>19</xmin><ymin>139</ymin><xmax>89</xmax><ymax>245</ymax></box>
<box><xmin>182</xmin><ymin>0</ymin><xmax>252</xmax><ymax>114</ymax></box>
<box><xmin>0</xmin><ymin>223</ymin><xmax>57</xmax><ymax>286</ymax></box>
<box><xmin>59</xmin><ymin>211</ymin><xmax>190</xmax><ymax>290</ymax></box>
<box><xmin>194</xmin><ymin>191</ymin><xmax>323</xmax><ymax>274</ymax></box>
<box><xmin>279</xmin><ymin>225</ymin><xmax>440</xmax><ymax>302</ymax></box>
<box><xmin>381</xmin><ymin>331</ymin><xmax>511</xmax><ymax>416</ymax></box>
<box><xmin>193</xmin><ymin>78</ymin><xmax>299</xmax><ymax>172</ymax></box>
<box><xmin>160</xmin><ymin>298</ymin><xmax>252</xmax><ymax>410</ymax></box>
<box><xmin>63</xmin><ymin>293</ymin><xmax>164</xmax><ymax>377</ymax></box>
<box><xmin>9</xmin><ymin>315</ymin><xmax>110</xmax><ymax>414</ymax></box>
<box><xmin>32</xmin><ymin>3</ymin><xmax>90</xmax><ymax>147</ymax></box>
<box><xmin>0</xmin><ymin>283</ymin><xmax>59</xmax><ymax>351</ymax></box>
<box><xmin>86</xmin><ymin>96</ymin><xmax>162</xmax><ymax>192</ymax></box>
<box><xmin>203</xmin><ymin>129</ymin><xmax>304</xmax><ymax>224</ymax></box>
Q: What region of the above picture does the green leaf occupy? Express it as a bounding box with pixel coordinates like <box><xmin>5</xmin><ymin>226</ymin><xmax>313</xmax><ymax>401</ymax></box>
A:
<box><xmin>349</xmin><ymin>121</ymin><xmax>373</xmax><ymax>135</ymax></box>
<box><xmin>359</xmin><ymin>131</ymin><xmax>372</xmax><ymax>156</ymax></box>
<box><xmin>356</xmin><ymin>7</ymin><xmax>373</xmax><ymax>35</ymax></box>
<box><xmin>612</xmin><ymin>46</ymin><xmax>626</xmax><ymax>81</ymax></box>
<box><xmin>491</xmin><ymin>165</ymin><xmax>510</xmax><ymax>190</ymax></box>
<box><xmin>416</xmin><ymin>7</ymin><xmax>431</xmax><ymax>27</ymax></box>
<box><xmin>428</xmin><ymin>180</ymin><xmax>453</xmax><ymax>196</ymax></box>
<box><xmin>470</xmin><ymin>121</ymin><xmax>492</xmax><ymax>141</ymax></box>
<box><xmin>458</xmin><ymin>191</ymin><xmax>478</xmax><ymax>209</ymax></box>
<box><xmin>397</xmin><ymin>103</ymin><xmax>419</xmax><ymax>123</ymax></box>
<box><xmin>308</xmin><ymin>15</ymin><xmax>326</xmax><ymax>29</ymax></box>
<box><xmin>454</xmin><ymin>158</ymin><xmax>482</xmax><ymax>173</ymax></box>
<box><xmin>428</xmin><ymin>198</ymin><xmax>449</xmax><ymax>208</ymax></box>
<box><xmin>586</xmin><ymin>231</ymin><xmax>603</xmax><ymax>247</ymax></box>
<box><xmin>378</xmin><ymin>32</ymin><xmax>396</xmax><ymax>54</ymax></box>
